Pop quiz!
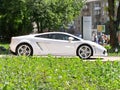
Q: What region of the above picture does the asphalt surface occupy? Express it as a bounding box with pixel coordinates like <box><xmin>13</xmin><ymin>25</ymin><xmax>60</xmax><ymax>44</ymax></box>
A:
<box><xmin>0</xmin><ymin>55</ymin><xmax>120</xmax><ymax>61</ymax></box>
<box><xmin>86</xmin><ymin>56</ymin><xmax>120</xmax><ymax>61</ymax></box>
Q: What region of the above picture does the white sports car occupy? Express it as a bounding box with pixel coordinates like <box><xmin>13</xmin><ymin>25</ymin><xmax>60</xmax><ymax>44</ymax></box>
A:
<box><xmin>10</xmin><ymin>32</ymin><xmax>107</xmax><ymax>59</ymax></box>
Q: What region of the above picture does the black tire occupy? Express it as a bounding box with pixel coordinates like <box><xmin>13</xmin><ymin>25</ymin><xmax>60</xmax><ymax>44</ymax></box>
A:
<box><xmin>16</xmin><ymin>43</ymin><xmax>33</xmax><ymax>56</ymax></box>
<box><xmin>77</xmin><ymin>45</ymin><xmax>92</xmax><ymax>59</ymax></box>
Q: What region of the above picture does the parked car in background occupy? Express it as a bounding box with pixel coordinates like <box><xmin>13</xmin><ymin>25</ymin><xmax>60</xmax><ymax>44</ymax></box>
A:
<box><xmin>10</xmin><ymin>32</ymin><xmax>107</xmax><ymax>59</ymax></box>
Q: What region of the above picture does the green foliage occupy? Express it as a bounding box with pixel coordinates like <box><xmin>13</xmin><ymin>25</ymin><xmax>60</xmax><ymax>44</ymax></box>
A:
<box><xmin>104</xmin><ymin>45</ymin><xmax>112</xmax><ymax>50</ymax></box>
<box><xmin>104</xmin><ymin>45</ymin><xmax>112</xmax><ymax>53</ymax></box>
<box><xmin>0</xmin><ymin>56</ymin><xmax>120</xmax><ymax>89</ymax></box>
<box><xmin>0</xmin><ymin>43</ymin><xmax>9</xmax><ymax>49</ymax></box>
<box><xmin>0</xmin><ymin>43</ymin><xmax>9</xmax><ymax>54</ymax></box>
<box><xmin>0</xmin><ymin>0</ymin><xmax>33</xmax><ymax>42</ymax></box>
<box><xmin>0</xmin><ymin>0</ymin><xmax>85</xmax><ymax>42</ymax></box>
<box><xmin>27</xmin><ymin>0</ymin><xmax>85</xmax><ymax>32</ymax></box>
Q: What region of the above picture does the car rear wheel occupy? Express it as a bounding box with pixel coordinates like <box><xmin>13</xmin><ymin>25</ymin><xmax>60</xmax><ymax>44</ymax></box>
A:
<box><xmin>77</xmin><ymin>45</ymin><xmax>92</xmax><ymax>59</ymax></box>
<box><xmin>16</xmin><ymin>44</ymin><xmax>33</xmax><ymax>56</ymax></box>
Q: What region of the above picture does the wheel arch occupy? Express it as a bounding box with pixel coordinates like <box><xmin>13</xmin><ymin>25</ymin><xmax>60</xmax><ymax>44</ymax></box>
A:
<box><xmin>16</xmin><ymin>42</ymin><xmax>33</xmax><ymax>55</ymax></box>
<box><xmin>76</xmin><ymin>44</ymin><xmax>93</xmax><ymax>56</ymax></box>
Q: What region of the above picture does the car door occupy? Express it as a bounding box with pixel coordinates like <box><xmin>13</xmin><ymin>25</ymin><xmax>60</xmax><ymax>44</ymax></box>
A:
<box><xmin>46</xmin><ymin>33</ymin><xmax>79</xmax><ymax>56</ymax></box>
<box><xmin>34</xmin><ymin>34</ymin><xmax>51</xmax><ymax>55</ymax></box>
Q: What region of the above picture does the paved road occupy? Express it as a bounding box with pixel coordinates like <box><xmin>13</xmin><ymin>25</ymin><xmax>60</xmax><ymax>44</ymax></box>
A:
<box><xmin>0</xmin><ymin>55</ymin><xmax>120</xmax><ymax>61</ymax></box>
<box><xmin>86</xmin><ymin>56</ymin><xmax>120</xmax><ymax>61</ymax></box>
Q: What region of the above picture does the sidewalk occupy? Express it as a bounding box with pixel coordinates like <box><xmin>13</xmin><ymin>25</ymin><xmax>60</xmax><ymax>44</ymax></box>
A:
<box><xmin>0</xmin><ymin>55</ymin><xmax>120</xmax><ymax>61</ymax></box>
<box><xmin>87</xmin><ymin>56</ymin><xmax>120</xmax><ymax>61</ymax></box>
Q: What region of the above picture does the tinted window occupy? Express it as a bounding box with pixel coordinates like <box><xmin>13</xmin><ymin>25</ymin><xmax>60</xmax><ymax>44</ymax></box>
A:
<box><xmin>35</xmin><ymin>33</ymin><xmax>79</xmax><ymax>41</ymax></box>
<box><xmin>49</xmin><ymin>34</ymin><xmax>69</xmax><ymax>40</ymax></box>
<box><xmin>35</xmin><ymin>34</ymin><xmax>49</xmax><ymax>38</ymax></box>
<box><xmin>73</xmin><ymin>37</ymin><xmax>80</xmax><ymax>41</ymax></box>
<box><xmin>35</xmin><ymin>34</ymin><xmax>69</xmax><ymax>40</ymax></box>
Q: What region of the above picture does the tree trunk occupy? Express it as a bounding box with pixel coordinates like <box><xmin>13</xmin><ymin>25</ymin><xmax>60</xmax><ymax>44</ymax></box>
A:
<box><xmin>40</xmin><ymin>21</ymin><xmax>43</xmax><ymax>33</ymax></box>
<box><xmin>36</xmin><ymin>21</ymin><xmax>40</xmax><ymax>33</ymax></box>
<box><xmin>108</xmin><ymin>0</ymin><xmax>117</xmax><ymax>48</ymax></box>
<box><xmin>116</xmin><ymin>1</ymin><xmax>120</xmax><ymax>30</ymax></box>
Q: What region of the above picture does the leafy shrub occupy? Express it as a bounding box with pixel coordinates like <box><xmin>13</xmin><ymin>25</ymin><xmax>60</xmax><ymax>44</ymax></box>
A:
<box><xmin>0</xmin><ymin>56</ymin><xmax>120</xmax><ymax>90</ymax></box>
<box><xmin>0</xmin><ymin>43</ymin><xmax>9</xmax><ymax>54</ymax></box>
<box><xmin>104</xmin><ymin>44</ymin><xmax>112</xmax><ymax>51</ymax></box>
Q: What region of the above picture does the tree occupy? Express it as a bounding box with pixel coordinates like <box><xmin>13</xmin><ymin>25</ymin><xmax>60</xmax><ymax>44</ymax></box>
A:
<box><xmin>0</xmin><ymin>0</ymin><xmax>85</xmax><ymax>42</ymax></box>
<box><xmin>108</xmin><ymin>0</ymin><xmax>120</xmax><ymax>48</ymax></box>
<box><xmin>0</xmin><ymin>0</ymin><xmax>33</xmax><ymax>42</ymax></box>
<box><xmin>27</xmin><ymin>0</ymin><xmax>85</xmax><ymax>33</ymax></box>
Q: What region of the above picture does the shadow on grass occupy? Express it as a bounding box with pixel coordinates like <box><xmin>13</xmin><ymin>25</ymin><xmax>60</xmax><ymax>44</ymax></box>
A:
<box><xmin>84</xmin><ymin>57</ymin><xmax>104</xmax><ymax>61</ymax></box>
<box><xmin>0</xmin><ymin>46</ymin><xmax>10</xmax><ymax>55</ymax></box>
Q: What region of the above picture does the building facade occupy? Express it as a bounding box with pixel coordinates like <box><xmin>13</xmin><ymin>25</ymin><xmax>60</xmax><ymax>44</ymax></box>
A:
<box><xmin>74</xmin><ymin>0</ymin><xmax>108</xmax><ymax>35</ymax></box>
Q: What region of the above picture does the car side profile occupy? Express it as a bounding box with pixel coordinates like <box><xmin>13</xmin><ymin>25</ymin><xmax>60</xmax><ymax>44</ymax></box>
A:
<box><xmin>10</xmin><ymin>32</ymin><xmax>107</xmax><ymax>59</ymax></box>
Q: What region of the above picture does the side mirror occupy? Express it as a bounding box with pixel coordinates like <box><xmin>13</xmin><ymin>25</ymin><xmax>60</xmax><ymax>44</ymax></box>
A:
<box><xmin>68</xmin><ymin>37</ymin><xmax>74</xmax><ymax>42</ymax></box>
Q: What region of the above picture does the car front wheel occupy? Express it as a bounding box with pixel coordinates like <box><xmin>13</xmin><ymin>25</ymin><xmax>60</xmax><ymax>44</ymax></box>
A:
<box><xmin>77</xmin><ymin>45</ymin><xmax>92</xmax><ymax>59</ymax></box>
<box><xmin>16</xmin><ymin>44</ymin><xmax>33</xmax><ymax>56</ymax></box>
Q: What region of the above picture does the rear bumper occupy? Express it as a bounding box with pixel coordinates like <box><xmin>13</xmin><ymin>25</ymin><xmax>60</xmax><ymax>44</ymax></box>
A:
<box><xmin>9</xmin><ymin>49</ymin><xmax>16</xmax><ymax>55</ymax></box>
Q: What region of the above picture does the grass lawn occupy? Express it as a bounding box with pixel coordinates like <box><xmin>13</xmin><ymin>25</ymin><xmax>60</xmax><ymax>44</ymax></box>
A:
<box><xmin>0</xmin><ymin>43</ymin><xmax>120</xmax><ymax>89</ymax></box>
<box><xmin>0</xmin><ymin>56</ymin><xmax>120</xmax><ymax>90</ymax></box>
<box><xmin>108</xmin><ymin>52</ymin><xmax>120</xmax><ymax>56</ymax></box>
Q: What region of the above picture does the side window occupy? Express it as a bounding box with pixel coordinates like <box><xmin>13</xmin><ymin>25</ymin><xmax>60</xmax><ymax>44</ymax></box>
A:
<box><xmin>73</xmin><ymin>37</ymin><xmax>80</xmax><ymax>41</ymax></box>
<box><xmin>49</xmin><ymin>34</ymin><xmax>57</xmax><ymax>39</ymax></box>
<box><xmin>61</xmin><ymin>34</ymin><xmax>70</xmax><ymax>40</ymax></box>
<box><xmin>35</xmin><ymin>34</ymin><xmax>49</xmax><ymax>38</ymax></box>
<box><xmin>41</xmin><ymin>34</ymin><xmax>70</xmax><ymax>40</ymax></box>
<box><xmin>52</xmin><ymin>34</ymin><xmax>70</xmax><ymax>40</ymax></box>
<box><xmin>60</xmin><ymin>34</ymin><xmax>80</xmax><ymax>41</ymax></box>
<box><xmin>35</xmin><ymin>33</ymin><xmax>80</xmax><ymax>41</ymax></box>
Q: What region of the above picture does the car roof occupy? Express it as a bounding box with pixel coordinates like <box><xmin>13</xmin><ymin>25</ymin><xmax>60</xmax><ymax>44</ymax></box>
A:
<box><xmin>29</xmin><ymin>32</ymin><xmax>82</xmax><ymax>40</ymax></box>
<box><xmin>30</xmin><ymin>32</ymin><xmax>72</xmax><ymax>36</ymax></box>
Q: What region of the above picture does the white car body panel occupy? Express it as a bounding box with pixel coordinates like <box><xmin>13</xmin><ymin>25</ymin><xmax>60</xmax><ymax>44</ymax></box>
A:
<box><xmin>10</xmin><ymin>32</ymin><xmax>107</xmax><ymax>57</ymax></box>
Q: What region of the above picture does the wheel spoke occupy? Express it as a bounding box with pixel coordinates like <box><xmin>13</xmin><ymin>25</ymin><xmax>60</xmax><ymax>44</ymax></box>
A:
<box><xmin>19</xmin><ymin>51</ymin><xmax>23</xmax><ymax>55</ymax></box>
<box><xmin>84</xmin><ymin>54</ymin><xmax>87</xmax><ymax>58</ymax></box>
<box><xmin>81</xmin><ymin>53</ymin><xmax>85</xmax><ymax>57</ymax></box>
<box><xmin>26</xmin><ymin>50</ymin><xmax>31</xmax><ymax>55</ymax></box>
<box><xmin>86</xmin><ymin>51</ymin><xmax>90</xmax><ymax>54</ymax></box>
<box><xmin>84</xmin><ymin>46</ymin><xmax>87</xmax><ymax>51</ymax></box>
